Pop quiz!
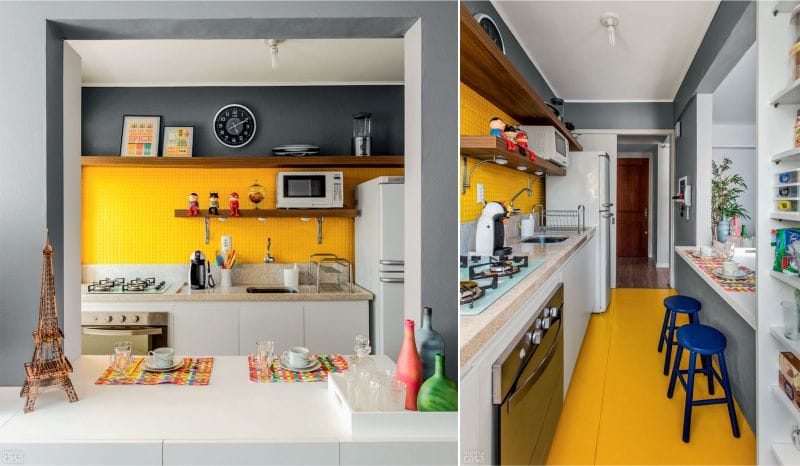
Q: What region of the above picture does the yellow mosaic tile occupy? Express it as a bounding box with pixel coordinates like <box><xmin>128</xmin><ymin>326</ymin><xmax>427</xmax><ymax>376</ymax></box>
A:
<box><xmin>82</xmin><ymin>166</ymin><xmax>403</xmax><ymax>265</ymax></box>
<box><xmin>460</xmin><ymin>83</ymin><xmax>546</xmax><ymax>223</ymax></box>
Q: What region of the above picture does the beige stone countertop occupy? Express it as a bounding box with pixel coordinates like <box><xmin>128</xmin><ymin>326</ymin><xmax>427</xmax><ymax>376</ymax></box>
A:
<box><xmin>460</xmin><ymin>228</ymin><xmax>596</xmax><ymax>367</ymax></box>
<box><xmin>81</xmin><ymin>283</ymin><xmax>373</xmax><ymax>302</ymax></box>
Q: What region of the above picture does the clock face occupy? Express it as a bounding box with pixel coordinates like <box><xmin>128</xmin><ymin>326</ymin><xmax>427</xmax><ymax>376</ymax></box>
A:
<box><xmin>213</xmin><ymin>104</ymin><xmax>257</xmax><ymax>148</ymax></box>
<box><xmin>474</xmin><ymin>14</ymin><xmax>505</xmax><ymax>54</ymax></box>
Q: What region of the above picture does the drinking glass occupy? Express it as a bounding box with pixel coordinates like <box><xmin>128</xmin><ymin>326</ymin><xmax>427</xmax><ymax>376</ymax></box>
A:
<box><xmin>256</xmin><ymin>340</ymin><xmax>275</xmax><ymax>379</ymax></box>
<box><xmin>109</xmin><ymin>340</ymin><xmax>132</xmax><ymax>372</ymax></box>
<box><xmin>357</xmin><ymin>378</ymin><xmax>381</xmax><ymax>412</ymax></box>
<box><xmin>723</xmin><ymin>238</ymin><xmax>736</xmax><ymax>261</ymax></box>
<box><xmin>783</xmin><ymin>301</ymin><xmax>800</xmax><ymax>340</ymax></box>
<box><xmin>344</xmin><ymin>370</ymin><xmax>361</xmax><ymax>411</ymax></box>
<box><xmin>379</xmin><ymin>379</ymin><xmax>407</xmax><ymax>412</ymax></box>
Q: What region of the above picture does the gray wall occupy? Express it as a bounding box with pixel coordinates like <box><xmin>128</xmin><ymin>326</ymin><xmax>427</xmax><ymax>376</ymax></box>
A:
<box><xmin>674</xmin><ymin>97</ymin><xmax>698</xmax><ymax>247</ymax></box>
<box><xmin>82</xmin><ymin>86</ymin><xmax>404</xmax><ymax>156</ymax></box>
<box><xmin>463</xmin><ymin>1</ymin><xmax>556</xmax><ymax>101</ymax></box>
<box><xmin>673</xmin><ymin>1</ymin><xmax>755</xmax><ymax>121</ymax></box>
<box><xmin>674</xmin><ymin>258</ymin><xmax>756</xmax><ymax>431</ymax></box>
<box><xmin>618</xmin><ymin>143</ymin><xmax>659</xmax><ymax>256</ymax></box>
<box><xmin>0</xmin><ymin>1</ymin><xmax>457</xmax><ymax>386</ymax></box>
<box><xmin>566</xmin><ymin>102</ymin><xmax>673</xmax><ymax>130</ymax></box>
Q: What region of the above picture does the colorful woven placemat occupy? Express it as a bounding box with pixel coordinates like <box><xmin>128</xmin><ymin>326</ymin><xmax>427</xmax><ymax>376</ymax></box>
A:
<box><xmin>248</xmin><ymin>354</ymin><xmax>348</xmax><ymax>383</ymax></box>
<box><xmin>686</xmin><ymin>250</ymin><xmax>756</xmax><ymax>292</ymax></box>
<box><xmin>95</xmin><ymin>357</ymin><xmax>213</xmax><ymax>385</ymax></box>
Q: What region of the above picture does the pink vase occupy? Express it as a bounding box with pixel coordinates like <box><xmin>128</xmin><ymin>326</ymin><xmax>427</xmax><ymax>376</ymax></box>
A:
<box><xmin>396</xmin><ymin>319</ymin><xmax>423</xmax><ymax>410</ymax></box>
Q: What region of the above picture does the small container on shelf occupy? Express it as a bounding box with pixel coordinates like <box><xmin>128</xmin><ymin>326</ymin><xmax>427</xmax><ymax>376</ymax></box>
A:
<box><xmin>779</xmin><ymin>352</ymin><xmax>800</xmax><ymax>412</ymax></box>
<box><xmin>778</xmin><ymin>169</ymin><xmax>800</xmax><ymax>186</ymax></box>
<box><xmin>778</xmin><ymin>185</ymin><xmax>800</xmax><ymax>198</ymax></box>
<box><xmin>776</xmin><ymin>199</ymin><xmax>800</xmax><ymax>213</ymax></box>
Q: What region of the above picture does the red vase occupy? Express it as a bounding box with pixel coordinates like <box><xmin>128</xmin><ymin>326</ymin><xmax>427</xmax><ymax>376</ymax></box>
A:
<box><xmin>396</xmin><ymin>319</ymin><xmax>423</xmax><ymax>410</ymax></box>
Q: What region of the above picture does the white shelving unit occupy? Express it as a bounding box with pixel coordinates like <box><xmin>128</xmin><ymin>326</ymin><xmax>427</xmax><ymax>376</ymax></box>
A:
<box><xmin>758</xmin><ymin>2</ymin><xmax>800</xmax><ymax>463</ymax></box>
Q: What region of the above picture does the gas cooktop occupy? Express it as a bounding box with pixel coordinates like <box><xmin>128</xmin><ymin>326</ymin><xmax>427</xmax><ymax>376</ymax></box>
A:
<box><xmin>83</xmin><ymin>277</ymin><xmax>172</xmax><ymax>294</ymax></box>
<box><xmin>459</xmin><ymin>255</ymin><xmax>544</xmax><ymax>316</ymax></box>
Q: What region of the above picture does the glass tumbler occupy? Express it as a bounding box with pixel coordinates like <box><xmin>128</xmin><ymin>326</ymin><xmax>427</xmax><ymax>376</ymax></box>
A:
<box><xmin>783</xmin><ymin>301</ymin><xmax>800</xmax><ymax>340</ymax></box>
<box><xmin>256</xmin><ymin>340</ymin><xmax>275</xmax><ymax>378</ymax></box>
<box><xmin>379</xmin><ymin>379</ymin><xmax>407</xmax><ymax>412</ymax></box>
<box><xmin>109</xmin><ymin>340</ymin><xmax>132</xmax><ymax>372</ymax></box>
<box><xmin>357</xmin><ymin>378</ymin><xmax>381</xmax><ymax>412</ymax></box>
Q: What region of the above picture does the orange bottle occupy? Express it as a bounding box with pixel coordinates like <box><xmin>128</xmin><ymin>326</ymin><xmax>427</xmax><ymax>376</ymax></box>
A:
<box><xmin>396</xmin><ymin>319</ymin><xmax>423</xmax><ymax>410</ymax></box>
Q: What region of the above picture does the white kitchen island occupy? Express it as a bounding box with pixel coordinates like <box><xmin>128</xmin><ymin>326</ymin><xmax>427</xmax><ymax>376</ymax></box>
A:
<box><xmin>0</xmin><ymin>356</ymin><xmax>456</xmax><ymax>465</ymax></box>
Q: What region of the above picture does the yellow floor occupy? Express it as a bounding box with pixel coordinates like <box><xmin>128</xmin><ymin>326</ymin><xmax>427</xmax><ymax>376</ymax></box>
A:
<box><xmin>547</xmin><ymin>288</ymin><xmax>756</xmax><ymax>465</ymax></box>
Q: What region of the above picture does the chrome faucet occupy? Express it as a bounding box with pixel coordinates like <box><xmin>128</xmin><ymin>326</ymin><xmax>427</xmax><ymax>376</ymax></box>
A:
<box><xmin>263</xmin><ymin>237</ymin><xmax>275</xmax><ymax>263</ymax></box>
<box><xmin>509</xmin><ymin>187</ymin><xmax>533</xmax><ymax>214</ymax></box>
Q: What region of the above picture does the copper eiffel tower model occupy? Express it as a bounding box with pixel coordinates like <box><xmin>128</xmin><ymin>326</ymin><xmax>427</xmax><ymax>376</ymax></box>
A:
<box><xmin>20</xmin><ymin>232</ymin><xmax>78</xmax><ymax>413</ymax></box>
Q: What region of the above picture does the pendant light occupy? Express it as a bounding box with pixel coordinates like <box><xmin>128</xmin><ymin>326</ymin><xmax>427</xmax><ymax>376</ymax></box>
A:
<box><xmin>600</xmin><ymin>13</ymin><xmax>620</xmax><ymax>47</ymax></box>
<box><xmin>264</xmin><ymin>39</ymin><xmax>284</xmax><ymax>69</ymax></box>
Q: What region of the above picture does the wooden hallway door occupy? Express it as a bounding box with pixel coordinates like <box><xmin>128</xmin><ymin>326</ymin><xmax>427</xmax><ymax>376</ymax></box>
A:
<box><xmin>617</xmin><ymin>158</ymin><xmax>649</xmax><ymax>257</ymax></box>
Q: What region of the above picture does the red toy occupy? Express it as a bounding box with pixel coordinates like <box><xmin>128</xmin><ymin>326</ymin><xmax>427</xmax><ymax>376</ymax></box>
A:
<box><xmin>229</xmin><ymin>192</ymin><xmax>240</xmax><ymax>217</ymax></box>
<box><xmin>188</xmin><ymin>193</ymin><xmax>200</xmax><ymax>216</ymax></box>
<box><xmin>515</xmin><ymin>130</ymin><xmax>535</xmax><ymax>161</ymax></box>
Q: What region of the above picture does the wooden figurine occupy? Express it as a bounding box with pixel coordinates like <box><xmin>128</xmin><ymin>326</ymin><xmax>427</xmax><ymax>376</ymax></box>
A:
<box><xmin>229</xmin><ymin>192</ymin><xmax>240</xmax><ymax>217</ymax></box>
<box><xmin>489</xmin><ymin>117</ymin><xmax>505</xmax><ymax>138</ymax></box>
<box><xmin>208</xmin><ymin>193</ymin><xmax>220</xmax><ymax>216</ymax></box>
<box><xmin>21</xmin><ymin>232</ymin><xmax>78</xmax><ymax>413</ymax></box>
<box><xmin>188</xmin><ymin>193</ymin><xmax>200</xmax><ymax>216</ymax></box>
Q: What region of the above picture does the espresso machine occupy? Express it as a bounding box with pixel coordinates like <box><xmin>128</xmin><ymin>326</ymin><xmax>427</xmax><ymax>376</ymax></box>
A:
<box><xmin>351</xmin><ymin>112</ymin><xmax>372</xmax><ymax>156</ymax></box>
<box><xmin>475</xmin><ymin>202</ymin><xmax>512</xmax><ymax>256</ymax></box>
<box><xmin>189</xmin><ymin>250</ymin><xmax>215</xmax><ymax>290</ymax></box>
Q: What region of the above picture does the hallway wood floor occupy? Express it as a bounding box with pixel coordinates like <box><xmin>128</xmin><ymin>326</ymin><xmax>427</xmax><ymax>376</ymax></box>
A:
<box><xmin>617</xmin><ymin>257</ymin><xmax>670</xmax><ymax>288</ymax></box>
<box><xmin>547</xmin><ymin>289</ymin><xmax>755</xmax><ymax>465</ymax></box>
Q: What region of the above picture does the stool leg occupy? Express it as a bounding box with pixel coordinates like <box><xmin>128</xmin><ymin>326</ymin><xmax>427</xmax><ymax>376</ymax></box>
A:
<box><xmin>667</xmin><ymin>345</ymin><xmax>683</xmax><ymax>398</ymax></box>
<box><xmin>683</xmin><ymin>351</ymin><xmax>697</xmax><ymax>443</ymax></box>
<box><xmin>664</xmin><ymin>311</ymin><xmax>678</xmax><ymax>375</ymax></box>
<box><xmin>717</xmin><ymin>353</ymin><xmax>741</xmax><ymax>438</ymax></box>
<box><xmin>658</xmin><ymin>308</ymin><xmax>671</xmax><ymax>353</ymax></box>
<box><xmin>703</xmin><ymin>355</ymin><xmax>714</xmax><ymax>395</ymax></box>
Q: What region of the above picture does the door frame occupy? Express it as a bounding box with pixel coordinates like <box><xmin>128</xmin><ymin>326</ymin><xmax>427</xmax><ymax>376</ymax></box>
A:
<box><xmin>617</xmin><ymin>152</ymin><xmax>653</xmax><ymax>259</ymax></box>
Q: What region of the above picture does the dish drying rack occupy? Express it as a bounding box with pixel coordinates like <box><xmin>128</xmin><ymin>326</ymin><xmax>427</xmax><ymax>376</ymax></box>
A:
<box><xmin>541</xmin><ymin>206</ymin><xmax>585</xmax><ymax>234</ymax></box>
<box><xmin>308</xmin><ymin>253</ymin><xmax>353</xmax><ymax>293</ymax></box>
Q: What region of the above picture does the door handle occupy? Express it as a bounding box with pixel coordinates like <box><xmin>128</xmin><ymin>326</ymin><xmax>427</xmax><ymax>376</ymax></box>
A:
<box><xmin>380</xmin><ymin>277</ymin><xmax>404</xmax><ymax>283</ymax></box>
<box><xmin>379</xmin><ymin>260</ymin><xmax>404</xmax><ymax>266</ymax></box>
<box><xmin>82</xmin><ymin>327</ymin><xmax>163</xmax><ymax>336</ymax></box>
<box><xmin>644</xmin><ymin>208</ymin><xmax>648</xmax><ymax>219</ymax></box>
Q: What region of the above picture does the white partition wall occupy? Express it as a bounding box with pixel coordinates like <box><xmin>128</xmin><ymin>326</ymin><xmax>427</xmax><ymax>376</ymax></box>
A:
<box><xmin>756</xmin><ymin>3</ymin><xmax>800</xmax><ymax>464</ymax></box>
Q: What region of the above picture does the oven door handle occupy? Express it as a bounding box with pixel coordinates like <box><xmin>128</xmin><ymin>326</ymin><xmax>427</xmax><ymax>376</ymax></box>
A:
<box><xmin>82</xmin><ymin>327</ymin><xmax>163</xmax><ymax>336</ymax></box>
<box><xmin>505</xmin><ymin>320</ymin><xmax>561</xmax><ymax>407</ymax></box>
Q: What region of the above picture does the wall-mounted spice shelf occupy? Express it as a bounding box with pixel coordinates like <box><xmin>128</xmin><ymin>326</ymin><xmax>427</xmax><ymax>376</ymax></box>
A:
<box><xmin>174</xmin><ymin>208</ymin><xmax>357</xmax><ymax>218</ymax></box>
<box><xmin>81</xmin><ymin>155</ymin><xmax>404</xmax><ymax>169</ymax></box>
<box><xmin>460</xmin><ymin>4</ymin><xmax>582</xmax><ymax>151</ymax></box>
<box><xmin>460</xmin><ymin>135</ymin><xmax>567</xmax><ymax>176</ymax></box>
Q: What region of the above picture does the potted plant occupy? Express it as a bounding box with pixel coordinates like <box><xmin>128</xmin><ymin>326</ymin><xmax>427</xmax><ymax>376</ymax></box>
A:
<box><xmin>711</xmin><ymin>157</ymin><xmax>750</xmax><ymax>242</ymax></box>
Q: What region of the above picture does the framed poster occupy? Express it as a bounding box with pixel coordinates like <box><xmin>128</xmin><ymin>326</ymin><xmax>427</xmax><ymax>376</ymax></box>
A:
<box><xmin>120</xmin><ymin>115</ymin><xmax>161</xmax><ymax>157</ymax></box>
<box><xmin>162</xmin><ymin>126</ymin><xmax>194</xmax><ymax>158</ymax></box>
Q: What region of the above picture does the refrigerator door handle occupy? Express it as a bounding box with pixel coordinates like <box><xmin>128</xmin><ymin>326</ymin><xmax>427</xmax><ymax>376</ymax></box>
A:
<box><xmin>602</xmin><ymin>203</ymin><xmax>614</xmax><ymax>208</ymax></box>
<box><xmin>379</xmin><ymin>260</ymin><xmax>404</xmax><ymax>266</ymax></box>
<box><xmin>379</xmin><ymin>270</ymin><xmax>404</xmax><ymax>273</ymax></box>
<box><xmin>379</xmin><ymin>277</ymin><xmax>404</xmax><ymax>283</ymax></box>
<box><xmin>602</xmin><ymin>213</ymin><xmax>614</xmax><ymax>218</ymax></box>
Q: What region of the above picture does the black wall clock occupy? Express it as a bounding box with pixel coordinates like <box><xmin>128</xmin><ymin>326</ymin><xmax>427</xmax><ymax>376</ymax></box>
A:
<box><xmin>213</xmin><ymin>104</ymin><xmax>257</xmax><ymax>148</ymax></box>
<box><xmin>473</xmin><ymin>13</ymin><xmax>505</xmax><ymax>54</ymax></box>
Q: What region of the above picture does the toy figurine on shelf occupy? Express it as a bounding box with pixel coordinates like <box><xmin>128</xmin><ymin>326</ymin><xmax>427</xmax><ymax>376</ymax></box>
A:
<box><xmin>516</xmin><ymin>130</ymin><xmax>535</xmax><ymax>161</ymax></box>
<box><xmin>504</xmin><ymin>124</ymin><xmax>518</xmax><ymax>141</ymax></box>
<box><xmin>489</xmin><ymin>117</ymin><xmax>505</xmax><ymax>138</ymax></box>
<box><xmin>229</xmin><ymin>192</ymin><xmax>240</xmax><ymax>217</ymax></box>
<box><xmin>188</xmin><ymin>193</ymin><xmax>200</xmax><ymax>216</ymax></box>
<box><xmin>208</xmin><ymin>192</ymin><xmax>219</xmax><ymax>216</ymax></box>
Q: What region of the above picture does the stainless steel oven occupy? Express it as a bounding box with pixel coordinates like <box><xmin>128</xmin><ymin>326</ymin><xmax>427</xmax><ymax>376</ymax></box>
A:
<box><xmin>493</xmin><ymin>284</ymin><xmax>564</xmax><ymax>465</ymax></box>
<box><xmin>81</xmin><ymin>311</ymin><xmax>168</xmax><ymax>355</ymax></box>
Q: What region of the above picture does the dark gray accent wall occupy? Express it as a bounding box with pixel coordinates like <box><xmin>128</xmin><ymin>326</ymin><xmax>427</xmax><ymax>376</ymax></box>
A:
<box><xmin>566</xmin><ymin>102</ymin><xmax>673</xmax><ymax>130</ymax></box>
<box><xmin>82</xmin><ymin>86</ymin><xmax>404</xmax><ymax>156</ymax></box>
<box><xmin>463</xmin><ymin>1</ymin><xmax>556</xmax><ymax>101</ymax></box>
<box><xmin>673</xmin><ymin>1</ymin><xmax>755</xmax><ymax>121</ymax></box>
<box><xmin>674</xmin><ymin>97</ymin><xmax>698</xmax><ymax>249</ymax></box>
<box><xmin>618</xmin><ymin>143</ymin><xmax>659</xmax><ymax>255</ymax></box>
<box><xmin>0</xmin><ymin>1</ymin><xmax>457</xmax><ymax>386</ymax></box>
<box><xmin>674</xmin><ymin>257</ymin><xmax>756</xmax><ymax>431</ymax></box>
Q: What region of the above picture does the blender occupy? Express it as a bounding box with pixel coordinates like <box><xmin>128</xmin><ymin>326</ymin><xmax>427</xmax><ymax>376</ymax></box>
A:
<box><xmin>351</xmin><ymin>112</ymin><xmax>372</xmax><ymax>156</ymax></box>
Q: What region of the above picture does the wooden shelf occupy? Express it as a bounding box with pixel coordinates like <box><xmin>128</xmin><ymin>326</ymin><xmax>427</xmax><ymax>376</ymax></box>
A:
<box><xmin>460</xmin><ymin>135</ymin><xmax>566</xmax><ymax>176</ymax></box>
<box><xmin>460</xmin><ymin>4</ymin><xmax>582</xmax><ymax>151</ymax></box>
<box><xmin>81</xmin><ymin>155</ymin><xmax>404</xmax><ymax>169</ymax></box>
<box><xmin>773</xmin><ymin>147</ymin><xmax>800</xmax><ymax>163</ymax></box>
<box><xmin>771</xmin><ymin>78</ymin><xmax>800</xmax><ymax>106</ymax></box>
<box><xmin>174</xmin><ymin>208</ymin><xmax>357</xmax><ymax>218</ymax></box>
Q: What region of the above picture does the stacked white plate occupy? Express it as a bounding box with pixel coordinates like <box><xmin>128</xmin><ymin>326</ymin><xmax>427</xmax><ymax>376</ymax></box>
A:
<box><xmin>273</xmin><ymin>144</ymin><xmax>321</xmax><ymax>156</ymax></box>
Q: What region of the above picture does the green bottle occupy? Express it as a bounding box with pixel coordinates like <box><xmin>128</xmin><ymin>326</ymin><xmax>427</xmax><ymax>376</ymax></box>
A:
<box><xmin>416</xmin><ymin>353</ymin><xmax>457</xmax><ymax>412</ymax></box>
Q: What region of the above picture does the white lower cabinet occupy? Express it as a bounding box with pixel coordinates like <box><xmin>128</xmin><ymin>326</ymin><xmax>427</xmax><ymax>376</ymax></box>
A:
<box><xmin>238</xmin><ymin>302</ymin><xmax>303</xmax><ymax>355</ymax></box>
<box><xmin>340</xmin><ymin>441</ymin><xmax>457</xmax><ymax>466</ymax></box>
<box><xmin>172</xmin><ymin>303</ymin><xmax>239</xmax><ymax>356</ymax></box>
<box><xmin>162</xmin><ymin>441</ymin><xmax>339</xmax><ymax>466</ymax></box>
<box><xmin>562</xmin><ymin>234</ymin><xmax>597</xmax><ymax>392</ymax></box>
<box><xmin>304</xmin><ymin>301</ymin><xmax>369</xmax><ymax>355</ymax></box>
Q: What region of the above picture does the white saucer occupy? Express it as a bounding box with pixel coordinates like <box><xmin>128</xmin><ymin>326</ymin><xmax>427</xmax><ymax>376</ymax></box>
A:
<box><xmin>712</xmin><ymin>267</ymin><xmax>748</xmax><ymax>281</ymax></box>
<box><xmin>143</xmin><ymin>356</ymin><xmax>184</xmax><ymax>372</ymax></box>
<box><xmin>279</xmin><ymin>355</ymin><xmax>321</xmax><ymax>372</ymax></box>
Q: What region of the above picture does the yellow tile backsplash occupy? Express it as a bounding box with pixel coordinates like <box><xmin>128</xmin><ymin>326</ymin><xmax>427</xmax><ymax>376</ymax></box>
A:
<box><xmin>460</xmin><ymin>83</ymin><xmax>545</xmax><ymax>223</ymax></box>
<box><xmin>82</xmin><ymin>166</ymin><xmax>403</xmax><ymax>265</ymax></box>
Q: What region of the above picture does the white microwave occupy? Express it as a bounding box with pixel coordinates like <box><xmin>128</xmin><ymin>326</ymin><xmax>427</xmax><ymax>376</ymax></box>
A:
<box><xmin>276</xmin><ymin>171</ymin><xmax>344</xmax><ymax>208</ymax></box>
<box><xmin>520</xmin><ymin>126</ymin><xmax>569</xmax><ymax>167</ymax></box>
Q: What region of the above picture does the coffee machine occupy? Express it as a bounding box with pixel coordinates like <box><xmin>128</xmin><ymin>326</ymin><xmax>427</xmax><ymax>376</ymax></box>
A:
<box><xmin>475</xmin><ymin>202</ymin><xmax>512</xmax><ymax>256</ymax></box>
<box><xmin>189</xmin><ymin>250</ymin><xmax>215</xmax><ymax>290</ymax></box>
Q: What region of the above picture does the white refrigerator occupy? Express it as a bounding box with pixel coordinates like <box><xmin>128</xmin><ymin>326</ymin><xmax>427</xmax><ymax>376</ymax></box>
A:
<box><xmin>355</xmin><ymin>176</ymin><xmax>405</xmax><ymax>360</ymax></box>
<box><xmin>546</xmin><ymin>152</ymin><xmax>613</xmax><ymax>313</ymax></box>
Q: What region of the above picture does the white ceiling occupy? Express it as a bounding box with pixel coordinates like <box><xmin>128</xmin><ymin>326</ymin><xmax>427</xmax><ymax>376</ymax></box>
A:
<box><xmin>492</xmin><ymin>1</ymin><xmax>720</xmax><ymax>101</ymax></box>
<box><xmin>713</xmin><ymin>43</ymin><xmax>755</xmax><ymax>125</ymax></box>
<box><xmin>67</xmin><ymin>39</ymin><xmax>404</xmax><ymax>86</ymax></box>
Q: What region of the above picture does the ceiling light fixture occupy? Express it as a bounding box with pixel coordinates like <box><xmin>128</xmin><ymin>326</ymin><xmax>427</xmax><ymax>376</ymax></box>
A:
<box><xmin>264</xmin><ymin>39</ymin><xmax>284</xmax><ymax>70</ymax></box>
<box><xmin>600</xmin><ymin>12</ymin><xmax>620</xmax><ymax>47</ymax></box>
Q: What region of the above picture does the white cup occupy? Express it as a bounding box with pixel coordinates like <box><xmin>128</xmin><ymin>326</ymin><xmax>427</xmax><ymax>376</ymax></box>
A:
<box><xmin>220</xmin><ymin>268</ymin><xmax>233</xmax><ymax>288</ymax></box>
<box><xmin>148</xmin><ymin>347</ymin><xmax>174</xmax><ymax>368</ymax></box>
<box><xmin>699</xmin><ymin>245</ymin><xmax>714</xmax><ymax>257</ymax></box>
<box><xmin>282</xmin><ymin>346</ymin><xmax>310</xmax><ymax>367</ymax></box>
<box><xmin>284</xmin><ymin>267</ymin><xmax>299</xmax><ymax>288</ymax></box>
<box><xmin>520</xmin><ymin>218</ymin><xmax>535</xmax><ymax>238</ymax></box>
<box><xmin>723</xmin><ymin>261</ymin><xmax>739</xmax><ymax>276</ymax></box>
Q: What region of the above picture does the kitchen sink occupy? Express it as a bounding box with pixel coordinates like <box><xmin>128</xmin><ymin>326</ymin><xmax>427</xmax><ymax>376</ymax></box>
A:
<box><xmin>245</xmin><ymin>286</ymin><xmax>299</xmax><ymax>294</ymax></box>
<box><xmin>521</xmin><ymin>236</ymin><xmax>569</xmax><ymax>244</ymax></box>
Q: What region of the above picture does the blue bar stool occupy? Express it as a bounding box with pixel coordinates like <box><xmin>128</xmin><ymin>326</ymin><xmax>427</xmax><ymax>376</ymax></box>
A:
<box><xmin>658</xmin><ymin>295</ymin><xmax>701</xmax><ymax>375</ymax></box>
<box><xmin>667</xmin><ymin>323</ymin><xmax>740</xmax><ymax>443</ymax></box>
